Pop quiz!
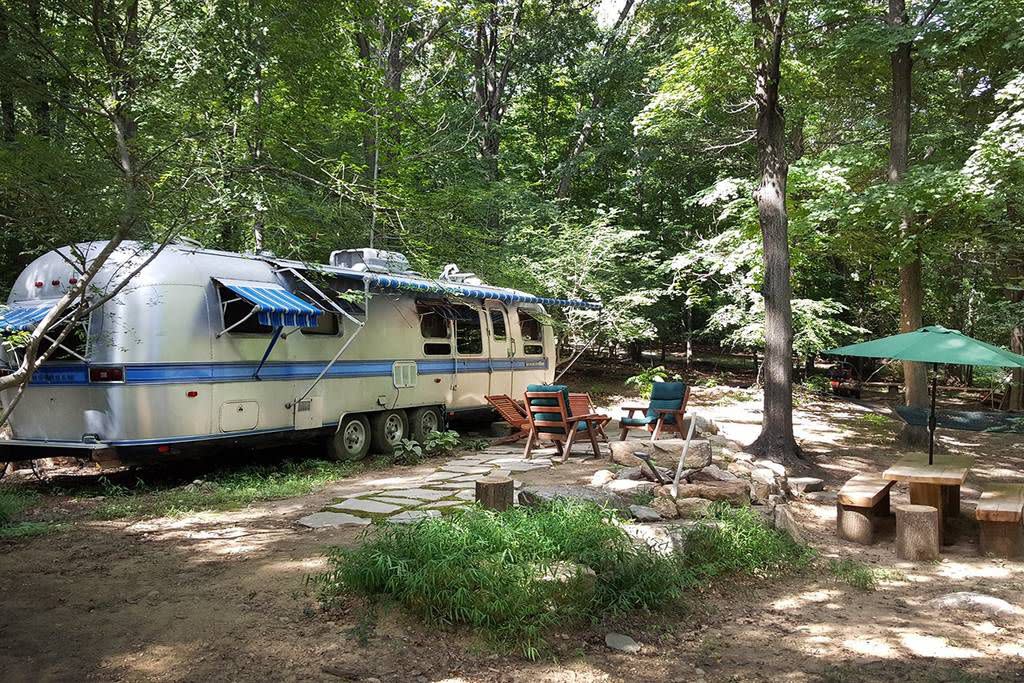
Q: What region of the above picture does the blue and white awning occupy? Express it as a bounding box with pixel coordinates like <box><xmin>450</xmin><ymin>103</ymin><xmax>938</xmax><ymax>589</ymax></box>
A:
<box><xmin>361</xmin><ymin>273</ymin><xmax>602</xmax><ymax>310</ymax></box>
<box><xmin>216</xmin><ymin>278</ymin><xmax>322</xmax><ymax>328</ymax></box>
<box><xmin>0</xmin><ymin>302</ymin><xmax>56</xmax><ymax>332</ymax></box>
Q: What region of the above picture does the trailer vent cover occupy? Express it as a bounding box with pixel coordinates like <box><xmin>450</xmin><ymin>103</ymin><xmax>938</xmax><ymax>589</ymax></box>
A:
<box><xmin>392</xmin><ymin>361</ymin><xmax>418</xmax><ymax>389</ymax></box>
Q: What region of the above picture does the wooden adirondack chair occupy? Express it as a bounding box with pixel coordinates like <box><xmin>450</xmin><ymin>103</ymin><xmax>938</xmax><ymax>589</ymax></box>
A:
<box><xmin>619</xmin><ymin>381</ymin><xmax>691</xmax><ymax>441</ymax></box>
<box><xmin>569</xmin><ymin>392</ymin><xmax>611</xmax><ymax>442</ymax></box>
<box><xmin>485</xmin><ymin>394</ymin><xmax>530</xmax><ymax>444</ymax></box>
<box><xmin>523</xmin><ymin>384</ymin><xmax>601</xmax><ymax>462</ymax></box>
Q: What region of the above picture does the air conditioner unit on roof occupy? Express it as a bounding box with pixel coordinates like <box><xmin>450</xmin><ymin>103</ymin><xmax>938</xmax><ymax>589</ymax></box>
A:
<box><xmin>330</xmin><ymin>248</ymin><xmax>412</xmax><ymax>274</ymax></box>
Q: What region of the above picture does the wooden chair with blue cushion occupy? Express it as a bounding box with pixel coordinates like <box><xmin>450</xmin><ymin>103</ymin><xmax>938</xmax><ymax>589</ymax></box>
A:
<box><xmin>619</xmin><ymin>381</ymin><xmax>691</xmax><ymax>442</ymax></box>
<box><xmin>523</xmin><ymin>384</ymin><xmax>602</xmax><ymax>462</ymax></box>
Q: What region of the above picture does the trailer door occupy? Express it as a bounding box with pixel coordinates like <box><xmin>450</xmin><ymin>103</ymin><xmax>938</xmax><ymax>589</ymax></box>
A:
<box><xmin>484</xmin><ymin>304</ymin><xmax>513</xmax><ymax>396</ymax></box>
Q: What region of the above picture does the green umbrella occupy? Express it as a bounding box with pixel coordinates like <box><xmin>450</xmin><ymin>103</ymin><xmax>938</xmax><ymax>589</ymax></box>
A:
<box><xmin>826</xmin><ymin>326</ymin><xmax>1024</xmax><ymax>464</ymax></box>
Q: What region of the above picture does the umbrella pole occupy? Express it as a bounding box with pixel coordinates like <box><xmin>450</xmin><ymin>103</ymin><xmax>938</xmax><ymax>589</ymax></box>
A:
<box><xmin>928</xmin><ymin>362</ymin><xmax>938</xmax><ymax>465</ymax></box>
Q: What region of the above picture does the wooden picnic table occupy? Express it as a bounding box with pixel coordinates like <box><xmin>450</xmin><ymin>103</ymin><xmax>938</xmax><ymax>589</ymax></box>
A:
<box><xmin>882</xmin><ymin>452</ymin><xmax>973</xmax><ymax>545</ymax></box>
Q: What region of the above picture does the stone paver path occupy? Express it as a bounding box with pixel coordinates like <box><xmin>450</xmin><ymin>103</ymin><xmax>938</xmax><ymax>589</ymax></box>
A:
<box><xmin>297</xmin><ymin>444</ymin><xmax>590</xmax><ymax>528</ymax></box>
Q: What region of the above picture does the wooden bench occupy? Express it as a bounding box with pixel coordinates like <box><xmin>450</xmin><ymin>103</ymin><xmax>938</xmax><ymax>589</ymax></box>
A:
<box><xmin>836</xmin><ymin>473</ymin><xmax>895</xmax><ymax>545</ymax></box>
<box><xmin>976</xmin><ymin>483</ymin><xmax>1024</xmax><ymax>558</ymax></box>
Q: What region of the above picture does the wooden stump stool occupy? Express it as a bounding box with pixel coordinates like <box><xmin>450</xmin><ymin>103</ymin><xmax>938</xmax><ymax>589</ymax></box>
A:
<box><xmin>895</xmin><ymin>504</ymin><xmax>940</xmax><ymax>561</ymax></box>
<box><xmin>476</xmin><ymin>475</ymin><xmax>514</xmax><ymax>511</ymax></box>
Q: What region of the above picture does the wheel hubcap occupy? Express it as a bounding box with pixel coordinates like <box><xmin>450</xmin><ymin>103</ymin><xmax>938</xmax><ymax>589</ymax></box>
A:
<box><xmin>421</xmin><ymin>411</ymin><xmax>438</xmax><ymax>434</ymax></box>
<box><xmin>344</xmin><ymin>421</ymin><xmax>366</xmax><ymax>452</ymax></box>
<box><xmin>384</xmin><ymin>414</ymin><xmax>404</xmax><ymax>443</ymax></box>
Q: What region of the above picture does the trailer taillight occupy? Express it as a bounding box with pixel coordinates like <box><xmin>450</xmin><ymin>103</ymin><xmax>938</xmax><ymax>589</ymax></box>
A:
<box><xmin>89</xmin><ymin>366</ymin><xmax>125</xmax><ymax>383</ymax></box>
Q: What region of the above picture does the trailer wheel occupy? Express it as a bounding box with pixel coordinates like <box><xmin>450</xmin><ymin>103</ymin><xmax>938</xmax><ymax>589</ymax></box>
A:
<box><xmin>408</xmin><ymin>406</ymin><xmax>442</xmax><ymax>443</ymax></box>
<box><xmin>370</xmin><ymin>410</ymin><xmax>408</xmax><ymax>455</ymax></box>
<box><xmin>327</xmin><ymin>414</ymin><xmax>371</xmax><ymax>460</ymax></box>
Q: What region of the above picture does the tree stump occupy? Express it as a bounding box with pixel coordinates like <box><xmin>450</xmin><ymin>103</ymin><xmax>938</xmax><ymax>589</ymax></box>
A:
<box><xmin>476</xmin><ymin>475</ymin><xmax>514</xmax><ymax>511</ymax></box>
<box><xmin>895</xmin><ymin>504</ymin><xmax>940</xmax><ymax>561</ymax></box>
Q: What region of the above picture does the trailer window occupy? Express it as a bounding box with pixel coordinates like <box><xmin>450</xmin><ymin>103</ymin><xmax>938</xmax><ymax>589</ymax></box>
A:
<box><xmin>488</xmin><ymin>310</ymin><xmax>507</xmax><ymax>340</ymax></box>
<box><xmin>454</xmin><ymin>306</ymin><xmax>483</xmax><ymax>355</ymax></box>
<box><xmin>301</xmin><ymin>312</ymin><xmax>339</xmax><ymax>336</ymax></box>
<box><xmin>423</xmin><ymin>342</ymin><xmax>452</xmax><ymax>355</ymax></box>
<box><xmin>519</xmin><ymin>312</ymin><xmax>543</xmax><ymax>355</ymax></box>
<box><xmin>218</xmin><ymin>285</ymin><xmax>272</xmax><ymax>334</ymax></box>
<box><xmin>417</xmin><ymin>303</ymin><xmax>450</xmax><ymax>339</ymax></box>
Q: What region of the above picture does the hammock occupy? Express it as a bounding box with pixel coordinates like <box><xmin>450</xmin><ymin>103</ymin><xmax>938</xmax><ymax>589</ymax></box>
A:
<box><xmin>893</xmin><ymin>406</ymin><xmax>1024</xmax><ymax>433</ymax></box>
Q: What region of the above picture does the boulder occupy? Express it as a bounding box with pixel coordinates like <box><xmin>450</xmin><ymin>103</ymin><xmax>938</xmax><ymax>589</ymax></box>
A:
<box><xmin>788</xmin><ymin>477</ymin><xmax>824</xmax><ymax>494</ymax></box>
<box><xmin>674</xmin><ymin>497</ymin><xmax>713</xmax><ymax>518</ymax></box>
<box><xmin>605</xmin><ymin>632</ymin><xmax>641</xmax><ymax>653</ymax></box>
<box><xmin>650</xmin><ymin>497</ymin><xmax>680</xmax><ymax>519</ymax></box>
<box><xmin>725</xmin><ymin>440</ymin><xmax>744</xmax><ymax>453</ymax></box>
<box><xmin>590</xmin><ymin>469</ymin><xmax>617</xmax><ymax>487</ymax></box>
<box><xmin>753</xmin><ymin>459</ymin><xmax>788</xmax><ymax>477</ymax></box>
<box><xmin>681</xmin><ymin>415</ymin><xmax>718</xmax><ymax>436</ymax></box>
<box><xmin>772</xmin><ymin>504</ymin><xmax>805</xmax><ymax>544</ymax></box>
<box><xmin>617</xmin><ymin>466</ymin><xmax>644</xmax><ymax>480</ymax></box>
<box><xmin>749</xmin><ymin>468</ymin><xmax>781</xmax><ymax>504</ymax></box>
<box><xmin>629</xmin><ymin>505</ymin><xmax>662</xmax><ymax>522</ymax></box>
<box><xmin>620</xmin><ymin>522</ymin><xmax>689</xmax><ymax>556</ymax></box>
<box><xmin>694</xmin><ymin>464</ymin><xmax>739</xmax><ymax>483</ymax></box>
<box><xmin>519</xmin><ymin>485</ymin><xmax>629</xmax><ymax>511</ymax></box>
<box><xmin>610</xmin><ymin>439</ymin><xmax>712</xmax><ymax>470</ymax></box>
<box><xmin>606</xmin><ymin>479</ymin><xmax>658</xmax><ymax>495</ymax></box>
<box><xmin>804</xmin><ymin>490</ymin><xmax>838</xmax><ymax>504</ymax></box>
<box><xmin>928</xmin><ymin>592</ymin><xmax>1023</xmax><ymax>617</ymax></box>
<box><xmin>733</xmin><ymin>452</ymin><xmax>755</xmax><ymax>463</ymax></box>
<box><xmin>727</xmin><ymin>460</ymin><xmax>753</xmax><ymax>477</ymax></box>
<box><xmin>656</xmin><ymin>480</ymin><xmax>749</xmax><ymax>506</ymax></box>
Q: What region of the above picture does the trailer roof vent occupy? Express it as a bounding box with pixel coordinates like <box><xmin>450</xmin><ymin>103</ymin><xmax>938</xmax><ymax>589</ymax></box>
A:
<box><xmin>330</xmin><ymin>248</ymin><xmax>413</xmax><ymax>275</ymax></box>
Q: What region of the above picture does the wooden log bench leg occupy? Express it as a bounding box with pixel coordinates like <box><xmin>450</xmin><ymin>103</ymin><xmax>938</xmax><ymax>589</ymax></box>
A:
<box><xmin>895</xmin><ymin>504</ymin><xmax>940</xmax><ymax>561</ymax></box>
<box><xmin>910</xmin><ymin>482</ymin><xmax>947</xmax><ymax>545</ymax></box>
<box><xmin>837</xmin><ymin>502</ymin><xmax>878</xmax><ymax>545</ymax></box>
<box><xmin>979</xmin><ymin>521</ymin><xmax>1024</xmax><ymax>558</ymax></box>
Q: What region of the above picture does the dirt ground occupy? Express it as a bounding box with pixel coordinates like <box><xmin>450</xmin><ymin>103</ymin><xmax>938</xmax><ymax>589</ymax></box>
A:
<box><xmin>2</xmin><ymin>384</ymin><xmax>1024</xmax><ymax>682</ymax></box>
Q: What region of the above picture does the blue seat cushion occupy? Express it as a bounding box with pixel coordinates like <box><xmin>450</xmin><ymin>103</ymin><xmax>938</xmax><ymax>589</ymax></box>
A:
<box><xmin>642</xmin><ymin>381</ymin><xmax>687</xmax><ymax>425</ymax></box>
<box><xmin>620</xmin><ymin>416</ymin><xmax>654</xmax><ymax>427</ymax></box>
<box><xmin>527</xmin><ymin>383</ymin><xmax>572</xmax><ymax>434</ymax></box>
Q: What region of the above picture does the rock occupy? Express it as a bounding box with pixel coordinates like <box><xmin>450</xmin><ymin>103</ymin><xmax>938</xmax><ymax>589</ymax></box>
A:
<box><xmin>749</xmin><ymin>468</ymin><xmax>781</xmax><ymax>504</ymax></box>
<box><xmin>650</xmin><ymin>497</ymin><xmax>680</xmax><ymax>519</ymax></box>
<box><xmin>617</xmin><ymin>466</ymin><xmax>644</xmax><ymax>480</ymax></box>
<box><xmin>629</xmin><ymin>505</ymin><xmax>662</xmax><ymax>522</ymax></box>
<box><xmin>298</xmin><ymin>512</ymin><xmax>373</xmax><ymax>529</ymax></box>
<box><xmin>389</xmin><ymin>509</ymin><xmax>442</xmax><ymax>524</ymax></box>
<box><xmin>518</xmin><ymin>484</ymin><xmax>630</xmax><ymax>511</ymax></box>
<box><xmin>605</xmin><ymin>632</ymin><xmax>641</xmax><ymax>653</ymax></box>
<box><xmin>694</xmin><ymin>464</ymin><xmax>739</xmax><ymax>482</ymax></box>
<box><xmin>610</xmin><ymin>439</ymin><xmax>712</xmax><ymax>470</ymax></box>
<box><xmin>717</xmin><ymin>447</ymin><xmax>737</xmax><ymax>462</ymax></box>
<box><xmin>733</xmin><ymin>452</ymin><xmax>755</xmax><ymax>462</ymax></box>
<box><xmin>681</xmin><ymin>415</ymin><xmax>718</xmax><ymax>436</ymax></box>
<box><xmin>753</xmin><ymin>459</ymin><xmax>788</xmax><ymax>477</ymax></box>
<box><xmin>725</xmin><ymin>440</ymin><xmax>744</xmax><ymax>453</ymax></box>
<box><xmin>590</xmin><ymin>469</ymin><xmax>617</xmax><ymax>487</ymax></box>
<box><xmin>675</xmin><ymin>497</ymin><xmax>713</xmax><ymax>518</ymax></box>
<box><xmin>928</xmin><ymin>592</ymin><xmax>1023</xmax><ymax>617</ymax></box>
<box><xmin>539</xmin><ymin>561</ymin><xmax>598</xmax><ymax>588</ymax></box>
<box><xmin>789</xmin><ymin>477</ymin><xmax>824</xmax><ymax>494</ymax></box>
<box><xmin>708</xmin><ymin>434</ymin><xmax>729</xmax><ymax>447</ymax></box>
<box><xmin>727</xmin><ymin>461</ymin><xmax>753</xmax><ymax>477</ymax></box>
<box><xmin>773</xmin><ymin>504</ymin><xmax>805</xmax><ymax>544</ymax></box>
<box><xmin>606</xmin><ymin>479</ymin><xmax>657</xmax><ymax>495</ymax></box>
<box><xmin>804</xmin><ymin>490</ymin><xmax>838</xmax><ymax>504</ymax></box>
<box><xmin>620</xmin><ymin>522</ymin><xmax>689</xmax><ymax>556</ymax></box>
<box><xmin>657</xmin><ymin>480</ymin><xmax>749</xmax><ymax>506</ymax></box>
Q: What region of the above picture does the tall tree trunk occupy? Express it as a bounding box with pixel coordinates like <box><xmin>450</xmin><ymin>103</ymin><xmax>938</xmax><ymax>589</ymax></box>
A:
<box><xmin>746</xmin><ymin>0</ymin><xmax>800</xmax><ymax>463</ymax></box>
<box><xmin>888</xmin><ymin>0</ymin><xmax>929</xmax><ymax>448</ymax></box>
<box><xmin>1003</xmin><ymin>246</ymin><xmax>1024</xmax><ymax>411</ymax></box>
<box><xmin>0</xmin><ymin>3</ymin><xmax>15</xmax><ymax>142</ymax></box>
<box><xmin>27</xmin><ymin>0</ymin><xmax>49</xmax><ymax>137</ymax></box>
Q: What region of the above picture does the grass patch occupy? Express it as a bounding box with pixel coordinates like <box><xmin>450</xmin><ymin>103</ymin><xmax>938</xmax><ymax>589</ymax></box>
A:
<box><xmin>826</xmin><ymin>558</ymin><xmax>903</xmax><ymax>590</ymax></box>
<box><xmin>0</xmin><ymin>521</ymin><xmax>63</xmax><ymax>539</ymax></box>
<box><xmin>857</xmin><ymin>412</ymin><xmax>892</xmax><ymax>430</ymax></box>
<box><xmin>92</xmin><ymin>458</ymin><xmax>363</xmax><ymax>520</ymax></box>
<box><xmin>0</xmin><ymin>487</ymin><xmax>40</xmax><ymax>525</ymax></box>
<box><xmin>314</xmin><ymin>501</ymin><xmax>811</xmax><ymax>659</ymax></box>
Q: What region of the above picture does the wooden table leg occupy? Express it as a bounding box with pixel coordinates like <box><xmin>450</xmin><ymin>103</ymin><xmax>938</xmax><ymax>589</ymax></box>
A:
<box><xmin>940</xmin><ymin>485</ymin><xmax>960</xmax><ymax>519</ymax></box>
<box><xmin>909</xmin><ymin>483</ymin><xmax>946</xmax><ymax>546</ymax></box>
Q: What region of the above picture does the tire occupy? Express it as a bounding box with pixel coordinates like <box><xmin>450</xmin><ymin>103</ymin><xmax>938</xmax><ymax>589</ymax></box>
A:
<box><xmin>408</xmin><ymin>406</ymin><xmax>442</xmax><ymax>443</ymax></box>
<box><xmin>370</xmin><ymin>409</ymin><xmax>408</xmax><ymax>455</ymax></box>
<box><xmin>327</xmin><ymin>414</ymin><xmax>371</xmax><ymax>460</ymax></box>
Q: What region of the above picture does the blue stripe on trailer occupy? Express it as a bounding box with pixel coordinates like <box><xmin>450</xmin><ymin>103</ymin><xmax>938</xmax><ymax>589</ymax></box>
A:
<box><xmin>216</xmin><ymin>278</ymin><xmax>322</xmax><ymax>328</ymax></box>
<box><xmin>0</xmin><ymin>302</ymin><xmax>57</xmax><ymax>331</ymax></box>
<box><xmin>27</xmin><ymin>357</ymin><xmax>550</xmax><ymax>386</ymax></box>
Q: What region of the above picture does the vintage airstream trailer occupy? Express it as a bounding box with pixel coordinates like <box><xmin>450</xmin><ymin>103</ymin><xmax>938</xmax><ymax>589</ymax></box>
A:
<box><xmin>0</xmin><ymin>241</ymin><xmax>600</xmax><ymax>465</ymax></box>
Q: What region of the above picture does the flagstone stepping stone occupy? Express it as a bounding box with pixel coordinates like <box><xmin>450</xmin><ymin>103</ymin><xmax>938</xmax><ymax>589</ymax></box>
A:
<box><xmin>370</xmin><ymin>496</ymin><xmax>427</xmax><ymax>507</ymax></box>
<box><xmin>486</xmin><ymin>458</ymin><xmax>532</xmax><ymax>466</ymax></box>
<box><xmin>426</xmin><ymin>500</ymin><xmax>467</xmax><ymax>509</ymax></box>
<box><xmin>331</xmin><ymin>498</ymin><xmax>403</xmax><ymax>515</ymax></box>
<box><xmin>382</xmin><ymin>487</ymin><xmax>450</xmax><ymax>501</ymax></box>
<box><xmin>455</xmin><ymin>489</ymin><xmax>476</xmax><ymax>501</ymax></box>
<box><xmin>298</xmin><ymin>512</ymin><xmax>372</xmax><ymax>529</ymax></box>
<box><xmin>389</xmin><ymin>509</ymin><xmax>442</xmax><ymax>524</ymax></box>
<box><xmin>441</xmin><ymin>465</ymin><xmax>493</xmax><ymax>474</ymax></box>
<box><xmin>504</xmin><ymin>462</ymin><xmax>549</xmax><ymax>472</ymax></box>
<box><xmin>450</xmin><ymin>474</ymin><xmax>486</xmax><ymax>482</ymax></box>
<box><xmin>438</xmin><ymin>481</ymin><xmax>477</xmax><ymax>490</ymax></box>
<box><xmin>492</xmin><ymin>469</ymin><xmax>512</xmax><ymax>479</ymax></box>
<box><xmin>424</xmin><ymin>471</ymin><xmax>461</xmax><ymax>482</ymax></box>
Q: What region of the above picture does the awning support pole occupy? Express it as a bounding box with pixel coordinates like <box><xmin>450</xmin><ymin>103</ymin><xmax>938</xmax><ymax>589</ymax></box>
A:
<box><xmin>292</xmin><ymin>279</ymin><xmax>370</xmax><ymax>405</ymax></box>
<box><xmin>254</xmin><ymin>326</ymin><xmax>283</xmax><ymax>380</ymax></box>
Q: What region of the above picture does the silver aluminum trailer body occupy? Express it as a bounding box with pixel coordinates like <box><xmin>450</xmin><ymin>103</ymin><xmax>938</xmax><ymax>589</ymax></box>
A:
<box><xmin>0</xmin><ymin>242</ymin><xmax>590</xmax><ymax>463</ymax></box>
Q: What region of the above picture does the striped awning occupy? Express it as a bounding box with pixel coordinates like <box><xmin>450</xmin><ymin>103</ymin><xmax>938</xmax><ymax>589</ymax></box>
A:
<box><xmin>216</xmin><ymin>278</ymin><xmax>322</xmax><ymax>328</ymax></box>
<box><xmin>362</xmin><ymin>273</ymin><xmax>602</xmax><ymax>310</ymax></box>
<box><xmin>0</xmin><ymin>302</ymin><xmax>56</xmax><ymax>332</ymax></box>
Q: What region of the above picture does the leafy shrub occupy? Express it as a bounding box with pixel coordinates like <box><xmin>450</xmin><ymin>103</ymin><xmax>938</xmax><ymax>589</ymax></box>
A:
<box><xmin>391</xmin><ymin>439</ymin><xmax>425</xmax><ymax>465</ymax></box>
<box><xmin>625</xmin><ymin>365</ymin><xmax>682</xmax><ymax>398</ymax></box>
<box><xmin>314</xmin><ymin>500</ymin><xmax>811</xmax><ymax>658</ymax></box>
<box><xmin>802</xmin><ymin>375</ymin><xmax>831</xmax><ymax>392</ymax></box>
<box><xmin>424</xmin><ymin>429</ymin><xmax>460</xmax><ymax>456</ymax></box>
<box><xmin>458</xmin><ymin>437</ymin><xmax>491</xmax><ymax>451</ymax></box>
<box><xmin>826</xmin><ymin>558</ymin><xmax>903</xmax><ymax>590</ymax></box>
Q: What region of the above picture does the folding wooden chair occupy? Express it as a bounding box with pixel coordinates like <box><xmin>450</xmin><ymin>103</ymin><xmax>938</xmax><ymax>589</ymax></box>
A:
<box><xmin>569</xmin><ymin>392</ymin><xmax>611</xmax><ymax>442</ymax></box>
<box><xmin>485</xmin><ymin>394</ymin><xmax>531</xmax><ymax>444</ymax></box>
<box><xmin>523</xmin><ymin>384</ymin><xmax>601</xmax><ymax>462</ymax></box>
<box><xmin>619</xmin><ymin>381</ymin><xmax>691</xmax><ymax>442</ymax></box>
